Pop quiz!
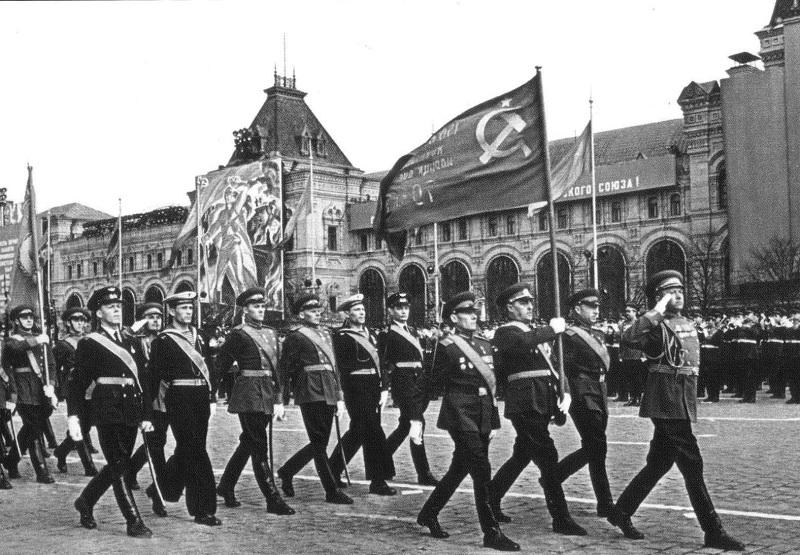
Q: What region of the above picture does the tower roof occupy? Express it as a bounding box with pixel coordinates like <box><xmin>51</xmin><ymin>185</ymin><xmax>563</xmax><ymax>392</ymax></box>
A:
<box><xmin>770</xmin><ymin>0</ymin><xmax>800</xmax><ymax>27</ymax></box>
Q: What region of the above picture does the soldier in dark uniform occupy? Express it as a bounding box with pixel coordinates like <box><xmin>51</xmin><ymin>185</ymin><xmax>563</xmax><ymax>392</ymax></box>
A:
<box><xmin>278</xmin><ymin>293</ymin><xmax>351</xmax><ymax>504</ymax></box>
<box><xmin>124</xmin><ymin>302</ymin><xmax>168</xmax><ymax>518</ymax></box>
<box><xmin>380</xmin><ymin>292</ymin><xmax>438</xmax><ymax>486</ymax></box>
<box><xmin>614</xmin><ymin>271</ymin><xmax>745</xmax><ymax>551</ymax></box>
<box><xmin>215</xmin><ymin>287</ymin><xmax>294</xmax><ymax>515</ymax></box>
<box><xmin>620</xmin><ymin>302</ymin><xmax>646</xmax><ymax>406</ymax></box>
<box><xmin>3</xmin><ymin>305</ymin><xmax>58</xmax><ymax>484</ymax></box>
<box><xmin>552</xmin><ymin>288</ymin><xmax>619</xmax><ymax>524</ymax></box>
<box><xmin>720</xmin><ymin>317</ymin><xmax>737</xmax><ymax>395</ymax></box>
<box><xmin>71</xmin><ymin>286</ymin><xmax>154</xmax><ymax>538</ymax></box>
<box><xmin>412</xmin><ymin>291</ymin><xmax>519</xmax><ymax>552</ymax></box>
<box><xmin>328</xmin><ymin>294</ymin><xmax>396</xmax><ymax>495</ymax></box>
<box><xmin>487</xmin><ymin>284</ymin><xmax>586</xmax><ymax>536</ymax></box>
<box><xmin>700</xmin><ymin>319</ymin><xmax>724</xmax><ymax>403</ymax></box>
<box><xmin>736</xmin><ymin>310</ymin><xmax>762</xmax><ymax>403</ymax></box>
<box><xmin>783</xmin><ymin>316</ymin><xmax>800</xmax><ymax>404</ymax></box>
<box><xmin>760</xmin><ymin>317</ymin><xmax>784</xmax><ymax>400</ymax></box>
<box><xmin>0</xmin><ymin>335</ymin><xmax>17</xmax><ymax>488</ymax></box>
<box><xmin>149</xmin><ymin>292</ymin><xmax>220</xmax><ymax>526</ymax></box>
<box><xmin>53</xmin><ymin>307</ymin><xmax>98</xmax><ymax>477</ymax></box>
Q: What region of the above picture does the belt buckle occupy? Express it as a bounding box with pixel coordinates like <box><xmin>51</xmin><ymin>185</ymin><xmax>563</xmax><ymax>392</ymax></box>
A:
<box><xmin>598</xmin><ymin>374</ymin><xmax>605</xmax><ymax>383</ymax></box>
<box><xmin>478</xmin><ymin>387</ymin><xmax>488</xmax><ymax>396</ymax></box>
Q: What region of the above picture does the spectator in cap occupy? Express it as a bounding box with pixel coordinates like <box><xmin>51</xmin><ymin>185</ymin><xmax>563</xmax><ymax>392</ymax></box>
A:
<box><xmin>552</xmin><ymin>288</ymin><xmax>622</xmax><ymax>532</ymax></box>
<box><xmin>328</xmin><ymin>294</ymin><xmax>397</xmax><ymax>496</ymax></box>
<box><xmin>615</xmin><ymin>271</ymin><xmax>745</xmax><ymax>550</ymax></box>
<box><xmin>53</xmin><ymin>307</ymin><xmax>98</xmax><ymax>478</ymax></box>
<box><xmin>71</xmin><ymin>285</ymin><xmax>155</xmax><ymax>538</ymax></box>
<box><xmin>380</xmin><ymin>292</ymin><xmax>440</xmax><ymax>486</ymax></box>
<box><xmin>488</xmin><ymin>284</ymin><xmax>587</xmax><ymax>536</ymax></box>
<box><xmin>410</xmin><ymin>291</ymin><xmax>520</xmax><ymax>551</ymax></box>
<box><xmin>215</xmin><ymin>286</ymin><xmax>294</xmax><ymax>515</ymax></box>
<box><xmin>278</xmin><ymin>291</ymin><xmax>352</xmax><ymax>505</ymax></box>
<box><xmin>3</xmin><ymin>305</ymin><xmax>57</xmax><ymax>485</ymax></box>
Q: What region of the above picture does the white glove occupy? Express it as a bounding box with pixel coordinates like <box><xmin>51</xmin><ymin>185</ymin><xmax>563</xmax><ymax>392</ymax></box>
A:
<box><xmin>5</xmin><ymin>401</ymin><xmax>15</xmax><ymax>412</ymax></box>
<box><xmin>336</xmin><ymin>400</ymin><xmax>346</xmax><ymax>417</ymax></box>
<box><xmin>409</xmin><ymin>420</ymin><xmax>423</xmax><ymax>445</ymax></box>
<box><xmin>654</xmin><ymin>294</ymin><xmax>671</xmax><ymax>315</ymax></box>
<box><xmin>43</xmin><ymin>385</ymin><xmax>58</xmax><ymax>406</ymax></box>
<box><xmin>36</xmin><ymin>333</ymin><xmax>50</xmax><ymax>344</ymax></box>
<box><xmin>549</xmin><ymin>317</ymin><xmax>566</xmax><ymax>334</ymax></box>
<box><xmin>489</xmin><ymin>429</ymin><xmax>498</xmax><ymax>440</ymax></box>
<box><xmin>67</xmin><ymin>415</ymin><xmax>83</xmax><ymax>442</ymax></box>
<box><xmin>379</xmin><ymin>390</ymin><xmax>389</xmax><ymax>409</ymax></box>
<box><xmin>273</xmin><ymin>404</ymin><xmax>285</xmax><ymax>420</ymax></box>
<box><xmin>140</xmin><ymin>420</ymin><xmax>154</xmax><ymax>433</ymax></box>
<box><xmin>557</xmin><ymin>393</ymin><xmax>572</xmax><ymax>414</ymax></box>
<box><xmin>209</xmin><ymin>402</ymin><xmax>217</xmax><ymax>417</ymax></box>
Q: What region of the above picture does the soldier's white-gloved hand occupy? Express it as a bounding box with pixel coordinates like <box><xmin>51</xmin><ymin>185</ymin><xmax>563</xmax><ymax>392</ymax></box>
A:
<box><xmin>654</xmin><ymin>293</ymin><xmax>671</xmax><ymax>315</ymax></box>
<box><xmin>43</xmin><ymin>385</ymin><xmax>58</xmax><ymax>406</ymax></box>
<box><xmin>5</xmin><ymin>401</ymin><xmax>16</xmax><ymax>412</ymax></box>
<box><xmin>557</xmin><ymin>393</ymin><xmax>572</xmax><ymax>414</ymax></box>
<box><xmin>409</xmin><ymin>420</ymin><xmax>424</xmax><ymax>445</ymax></box>
<box><xmin>36</xmin><ymin>333</ymin><xmax>50</xmax><ymax>344</ymax></box>
<box><xmin>273</xmin><ymin>404</ymin><xmax>285</xmax><ymax>420</ymax></box>
<box><xmin>336</xmin><ymin>400</ymin><xmax>346</xmax><ymax>418</ymax></box>
<box><xmin>489</xmin><ymin>429</ymin><xmax>498</xmax><ymax>441</ymax></box>
<box><xmin>140</xmin><ymin>420</ymin><xmax>154</xmax><ymax>433</ymax></box>
<box><xmin>379</xmin><ymin>390</ymin><xmax>389</xmax><ymax>409</ymax></box>
<box><xmin>549</xmin><ymin>317</ymin><xmax>566</xmax><ymax>334</ymax></box>
<box><xmin>209</xmin><ymin>402</ymin><xmax>217</xmax><ymax>417</ymax></box>
<box><xmin>67</xmin><ymin>415</ymin><xmax>83</xmax><ymax>442</ymax></box>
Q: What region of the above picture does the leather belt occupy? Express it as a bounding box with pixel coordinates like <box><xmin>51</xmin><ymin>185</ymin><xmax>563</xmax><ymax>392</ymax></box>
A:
<box><xmin>735</xmin><ymin>339</ymin><xmax>757</xmax><ymax>344</ymax></box>
<box><xmin>448</xmin><ymin>384</ymin><xmax>489</xmax><ymax>396</ymax></box>
<box><xmin>394</xmin><ymin>361</ymin><xmax>422</xmax><ymax>369</ymax></box>
<box><xmin>349</xmin><ymin>369</ymin><xmax>377</xmax><ymax>376</ymax></box>
<box><xmin>304</xmin><ymin>364</ymin><xmax>333</xmax><ymax>372</ymax></box>
<box><xmin>97</xmin><ymin>377</ymin><xmax>135</xmax><ymax>386</ymax></box>
<box><xmin>786</xmin><ymin>340</ymin><xmax>800</xmax><ymax>344</ymax></box>
<box><xmin>170</xmin><ymin>379</ymin><xmax>206</xmax><ymax>386</ymax></box>
<box><xmin>765</xmin><ymin>339</ymin><xmax>784</xmax><ymax>343</ymax></box>
<box><xmin>13</xmin><ymin>366</ymin><xmax>32</xmax><ymax>373</ymax></box>
<box><xmin>507</xmin><ymin>370</ymin><xmax>550</xmax><ymax>381</ymax></box>
<box><xmin>701</xmin><ymin>345</ymin><xmax>719</xmax><ymax>349</ymax></box>
<box><xmin>577</xmin><ymin>372</ymin><xmax>605</xmax><ymax>382</ymax></box>
<box><xmin>241</xmin><ymin>369</ymin><xmax>271</xmax><ymax>378</ymax></box>
<box><xmin>649</xmin><ymin>365</ymin><xmax>699</xmax><ymax>376</ymax></box>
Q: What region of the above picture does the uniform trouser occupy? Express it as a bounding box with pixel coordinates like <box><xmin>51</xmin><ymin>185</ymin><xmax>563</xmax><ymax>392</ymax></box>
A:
<box><xmin>490</xmin><ymin>411</ymin><xmax>570</xmax><ymax>518</ymax></box>
<box><xmin>766</xmin><ymin>360</ymin><xmax>786</xmax><ymax>396</ymax></box>
<box><xmin>420</xmin><ymin>431</ymin><xmax>497</xmax><ymax>534</ymax></box>
<box><xmin>623</xmin><ymin>360</ymin><xmax>645</xmax><ymax>401</ymax></box>
<box><xmin>329</xmin><ymin>386</ymin><xmax>395</xmax><ymax>481</ymax></box>
<box><xmin>218</xmin><ymin>411</ymin><xmax>276</xmax><ymax>496</ymax></box>
<box><xmin>553</xmin><ymin>406</ymin><xmax>613</xmax><ymax>508</ymax></box>
<box><xmin>79</xmin><ymin>424</ymin><xmax>142</xmax><ymax>524</ymax></box>
<box><xmin>385</xmin><ymin>390</ymin><xmax>435</xmax><ymax>479</ymax></box>
<box><xmin>127</xmin><ymin>411</ymin><xmax>169</xmax><ymax>486</ymax></box>
<box><xmin>54</xmin><ymin>405</ymin><xmax>94</xmax><ymax>461</ymax></box>
<box><xmin>161</xmin><ymin>399</ymin><xmax>215</xmax><ymax>516</ymax></box>
<box><xmin>616</xmin><ymin>419</ymin><xmax>721</xmax><ymax>533</ymax></box>
<box><xmin>701</xmin><ymin>361</ymin><xmax>721</xmax><ymax>401</ymax></box>
<box><xmin>0</xmin><ymin>410</ymin><xmax>20</xmax><ymax>469</ymax></box>
<box><xmin>786</xmin><ymin>358</ymin><xmax>800</xmax><ymax>400</ymax></box>
<box><xmin>17</xmin><ymin>403</ymin><xmax>52</xmax><ymax>473</ymax></box>
<box><xmin>740</xmin><ymin>358</ymin><xmax>759</xmax><ymax>400</ymax></box>
<box><xmin>279</xmin><ymin>401</ymin><xmax>337</xmax><ymax>494</ymax></box>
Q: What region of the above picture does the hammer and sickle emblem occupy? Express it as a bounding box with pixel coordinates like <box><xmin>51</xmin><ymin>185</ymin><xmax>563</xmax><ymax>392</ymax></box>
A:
<box><xmin>476</xmin><ymin>101</ymin><xmax>532</xmax><ymax>165</ymax></box>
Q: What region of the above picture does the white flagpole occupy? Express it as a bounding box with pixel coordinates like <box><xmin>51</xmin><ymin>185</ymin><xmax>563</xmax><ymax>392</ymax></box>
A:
<box><xmin>195</xmin><ymin>179</ymin><xmax>202</xmax><ymax>325</ymax></box>
<box><xmin>309</xmin><ymin>149</ymin><xmax>315</xmax><ymax>286</ymax></box>
<box><xmin>47</xmin><ymin>209</ymin><xmax>52</xmax><ymax>305</ymax></box>
<box><xmin>118</xmin><ymin>198</ymin><xmax>123</xmax><ymax>293</ymax></box>
<box><xmin>589</xmin><ymin>96</ymin><xmax>599</xmax><ymax>290</ymax></box>
<box><xmin>433</xmin><ymin>223</ymin><xmax>441</xmax><ymax>323</ymax></box>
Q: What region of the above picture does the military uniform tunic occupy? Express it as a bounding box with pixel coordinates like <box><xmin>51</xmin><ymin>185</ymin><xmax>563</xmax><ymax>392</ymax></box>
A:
<box><xmin>217</xmin><ymin>324</ymin><xmax>281</xmax><ymax>414</ymax></box>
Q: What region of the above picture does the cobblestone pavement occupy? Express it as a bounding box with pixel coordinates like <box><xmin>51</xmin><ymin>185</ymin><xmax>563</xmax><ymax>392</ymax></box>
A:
<box><xmin>2</xmin><ymin>391</ymin><xmax>798</xmax><ymax>554</ymax></box>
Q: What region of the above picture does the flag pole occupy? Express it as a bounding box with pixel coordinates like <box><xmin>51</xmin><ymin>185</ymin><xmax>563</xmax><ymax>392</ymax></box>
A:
<box><xmin>47</xmin><ymin>210</ymin><xmax>52</xmax><ymax>337</ymax></box>
<box><xmin>433</xmin><ymin>223</ymin><xmax>441</xmax><ymax>323</ymax></box>
<box><xmin>195</xmin><ymin>178</ymin><xmax>202</xmax><ymax>326</ymax></box>
<box><xmin>589</xmin><ymin>95</ymin><xmax>599</xmax><ymax>289</ymax></box>
<box><xmin>535</xmin><ymin>67</ymin><xmax>567</xmax><ymax>421</ymax></box>
<box><xmin>118</xmin><ymin>198</ymin><xmax>123</xmax><ymax>295</ymax></box>
<box><xmin>309</xmin><ymin>149</ymin><xmax>316</xmax><ymax>286</ymax></box>
<box><xmin>28</xmin><ymin>166</ymin><xmax>50</xmax><ymax>384</ymax></box>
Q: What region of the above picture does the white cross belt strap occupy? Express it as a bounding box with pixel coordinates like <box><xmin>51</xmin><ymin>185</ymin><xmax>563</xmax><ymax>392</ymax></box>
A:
<box><xmin>390</xmin><ymin>324</ymin><xmax>424</xmax><ymax>359</ymax></box>
<box><xmin>446</xmin><ymin>334</ymin><xmax>496</xmax><ymax>405</ymax></box>
<box><xmin>86</xmin><ymin>332</ymin><xmax>141</xmax><ymax>392</ymax></box>
<box><xmin>238</xmin><ymin>324</ymin><xmax>278</xmax><ymax>374</ymax></box>
<box><xmin>339</xmin><ymin>328</ymin><xmax>381</xmax><ymax>379</ymax></box>
<box><xmin>567</xmin><ymin>326</ymin><xmax>611</xmax><ymax>371</ymax></box>
<box><xmin>507</xmin><ymin>369</ymin><xmax>550</xmax><ymax>382</ymax></box>
<box><xmin>297</xmin><ymin>327</ymin><xmax>337</xmax><ymax>370</ymax></box>
<box><xmin>160</xmin><ymin>329</ymin><xmax>211</xmax><ymax>390</ymax></box>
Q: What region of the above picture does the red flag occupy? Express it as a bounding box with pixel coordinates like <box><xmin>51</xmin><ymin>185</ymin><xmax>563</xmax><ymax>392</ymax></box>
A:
<box><xmin>277</xmin><ymin>176</ymin><xmax>311</xmax><ymax>248</ymax></box>
<box><xmin>9</xmin><ymin>166</ymin><xmax>42</xmax><ymax>310</ymax></box>
<box><xmin>374</xmin><ymin>74</ymin><xmax>548</xmax><ymax>258</ymax></box>
<box><xmin>104</xmin><ymin>226</ymin><xmax>119</xmax><ymax>278</ymax></box>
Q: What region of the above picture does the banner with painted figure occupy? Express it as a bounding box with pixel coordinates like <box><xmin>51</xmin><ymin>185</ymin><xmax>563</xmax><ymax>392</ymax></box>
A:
<box><xmin>169</xmin><ymin>159</ymin><xmax>283</xmax><ymax>312</ymax></box>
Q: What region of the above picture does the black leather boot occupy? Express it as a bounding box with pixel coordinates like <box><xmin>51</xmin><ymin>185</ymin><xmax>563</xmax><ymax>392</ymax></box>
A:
<box><xmin>483</xmin><ymin>527</ymin><xmax>521</xmax><ymax>551</ymax></box>
<box><xmin>325</xmin><ymin>488</ymin><xmax>353</xmax><ymax>505</ymax></box>
<box><xmin>369</xmin><ymin>479</ymin><xmax>398</xmax><ymax>496</ymax></box>
<box><xmin>253</xmin><ymin>459</ymin><xmax>295</xmax><ymax>515</ymax></box>
<box><xmin>145</xmin><ymin>483</ymin><xmax>167</xmax><ymax>517</ymax></box>
<box><xmin>610</xmin><ymin>510</ymin><xmax>644</xmax><ymax>540</ymax></box>
<box><xmin>702</xmin><ymin>512</ymin><xmax>745</xmax><ymax>551</ymax></box>
<box><xmin>538</xmin><ymin>476</ymin><xmax>586</xmax><ymax>536</ymax></box>
<box><xmin>410</xmin><ymin>442</ymin><xmax>439</xmax><ymax>486</ymax></box>
<box><xmin>488</xmin><ymin>487</ymin><xmax>512</xmax><ymax>523</ymax></box>
<box><xmin>417</xmin><ymin>510</ymin><xmax>449</xmax><ymax>538</ymax></box>
<box><xmin>74</xmin><ymin>496</ymin><xmax>97</xmax><ymax>529</ymax></box>
<box><xmin>30</xmin><ymin>436</ymin><xmax>55</xmax><ymax>484</ymax></box>
<box><xmin>113</xmin><ymin>477</ymin><xmax>152</xmax><ymax>538</ymax></box>
<box><xmin>217</xmin><ymin>443</ymin><xmax>249</xmax><ymax>505</ymax></box>
<box><xmin>54</xmin><ymin>436</ymin><xmax>73</xmax><ymax>473</ymax></box>
<box><xmin>0</xmin><ymin>464</ymin><xmax>12</xmax><ymax>489</ymax></box>
<box><xmin>76</xmin><ymin>441</ymin><xmax>98</xmax><ymax>477</ymax></box>
<box><xmin>276</xmin><ymin>465</ymin><xmax>295</xmax><ymax>497</ymax></box>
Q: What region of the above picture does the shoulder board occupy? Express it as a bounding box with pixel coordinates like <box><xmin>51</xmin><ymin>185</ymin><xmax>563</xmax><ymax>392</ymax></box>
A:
<box><xmin>565</xmin><ymin>329</ymin><xmax>577</xmax><ymax>336</ymax></box>
<box><xmin>234</xmin><ymin>323</ymin><xmax>245</xmax><ymax>330</ymax></box>
<box><xmin>440</xmin><ymin>338</ymin><xmax>454</xmax><ymax>346</ymax></box>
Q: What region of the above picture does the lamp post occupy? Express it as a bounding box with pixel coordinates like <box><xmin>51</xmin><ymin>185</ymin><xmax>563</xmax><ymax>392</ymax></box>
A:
<box><xmin>0</xmin><ymin>188</ymin><xmax>7</xmax><ymax>226</ymax></box>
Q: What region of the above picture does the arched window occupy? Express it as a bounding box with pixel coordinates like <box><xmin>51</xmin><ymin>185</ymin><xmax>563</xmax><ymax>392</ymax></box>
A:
<box><xmin>92</xmin><ymin>261</ymin><xmax>98</xmax><ymax>276</ymax></box>
<box><xmin>592</xmin><ymin>245</ymin><xmax>626</xmax><ymax>317</ymax></box>
<box><xmin>76</xmin><ymin>263</ymin><xmax>82</xmax><ymax>279</ymax></box>
<box><xmin>486</xmin><ymin>255</ymin><xmax>520</xmax><ymax>321</ymax></box>
<box><xmin>359</xmin><ymin>269</ymin><xmax>386</xmax><ymax>327</ymax></box>
<box><xmin>441</xmin><ymin>260</ymin><xmax>471</xmax><ymax>302</ymax></box>
<box><xmin>66</xmin><ymin>293</ymin><xmax>83</xmax><ymax>309</ymax></box>
<box><xmin>670</xmin><ymin>193</ymin><xmax>682</xmax><ymax>216</ymax></box>
<box><xmin>144</xmin><ymin>285</ymin><xmax>164</xmax><ymax>304</ymax></box>
<box><xmin>717</xmin><ymin>162</ymin><xmax>727</xmax><ymax>209</ymax></box>
<box><xmin>147</xmin><ymin>254</ymin><xmax>153</xmax><ymax>269</ymax></box>
<box><xmin>647</xmin><ymin>196</ymin><xmax>659</xmax><ymax>218</ymax></box>
<box><xmin>174</xmin><ymin>281</ymin><xmax>194</xmax><ymax>293</ymax></box>
<box><xmin>537</xmin><ymin>251</ymin><xmax>572</xmax><ymax>319</ymax></box>
<box><xmin>67</xmin><ymin>265</ymin><xmax>73</xmax><ymax>280</ymax></box>
<box><xmin>646</xmin><ymin>239</ymin><xmax>686</xmax><ymax>286</ymax></box>
<box><xmin>128</xmin><ymin>256</ymin><xmax>135</xmax><ymax>272</ymax></box>
<box><xmin>121</xmin><ymin>289</ymin><xmax>136</xmax><ymax>327</ymax></box>
<box><xmin>398</xmin><ymin>264</ymin><xmax>427</xmax><ymax>326</ymax></box>
<box><xmin>157</xmin><ymin>252</ymin><xmax>163</xmax><ymax>268</ymax></box>
<box><xmin>176</xmin><ymin>250</ymin><xmax>183</xmax><ymax>266</ymax></box>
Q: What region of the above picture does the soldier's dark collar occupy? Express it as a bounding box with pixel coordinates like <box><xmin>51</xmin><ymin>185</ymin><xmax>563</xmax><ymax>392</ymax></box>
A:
<box><xmin>244</xmin><ymin>319</ymin><xmax>263</xmax><ymax>329</ymax></box>
<box><xmin>455</xmin><ymin>328</ymin><xmax>474</xmax><ymax>339</ymax></box>
<box><xmin>300</xmin><ymin>320</ymin><xmax>319</xmax><ymax>328</ymax></box>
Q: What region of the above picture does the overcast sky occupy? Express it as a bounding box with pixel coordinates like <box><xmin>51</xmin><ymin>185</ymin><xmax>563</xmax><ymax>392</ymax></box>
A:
<box><xmin>0</xmin><ymin>0</ymin><xmax>771</xmax><ymax>216</ymax></box>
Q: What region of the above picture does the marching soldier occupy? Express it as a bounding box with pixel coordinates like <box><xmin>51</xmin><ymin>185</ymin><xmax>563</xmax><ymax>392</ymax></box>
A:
<box><xmin>277</xmin><ymin>293</ymin><xmax>351</xmax><ymax>505</ymax></box>
<box><xmin>125</xmin><ymin>302</ymin><xmax>168</xmax><ymax>519</ymax></box>
<box><xmin>552</xmin><ymin>289</ymin><xmax>619</xmax><ymax>525</ymax></box>
<box><xmin>620</xmin><ymin>302</ymin><xmax>646</xmax><ymax>407</ymax></box>
<box><xmin>412</xmin><ymin>291</ymin><xmax>520</xmax><ymax>552</ymax></box>
<box><xmin>328</xmin><ymin>294</ymin><xmax>396</xmax><ymax>495</ymax></box>
<box><xmin>53</xmin><ymin>307</ymin><xmax>98</xmax><ymax>477</ymax></box>
<box><xmin>3</xmin><ymin>305</ymin><xmax>58</xmax><ymax>484</ymax></box>
<box><xmin>614</xmin><ymin>271</ymin><xmax>745</xmax><ymax>550</ymax></box>
<box><xmin>0</xmin><ymin>334</ymin><xmax>17</xmax><ymax>488</ymax></box>
<box><xmin>148</xmin><ymin>292</ymin><xmax>221</xmax><ymax>526</ymax></box>
<box><xmin>379</xmin><ymin>292</ymin><xmax>439</xmax><ymax>486</ymax></box>
<box><xmin>487</xmin><ymin>284</ymin><xmax>586</xmax><ymax>536</ymax></box>
<box><xmin>215</xmin><ymin>287</ymin><xmax>294</xmax><ymax>515</ymax></box>
<box><xmin>71</xmin><ymin>286</ymin><xmax>154</xmax><ymax>538</ymax></box>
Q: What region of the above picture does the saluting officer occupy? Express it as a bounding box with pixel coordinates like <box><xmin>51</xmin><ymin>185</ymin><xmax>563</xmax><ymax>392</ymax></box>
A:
<box><xmin>3</xmin><ymin>305</ymin><xmax>58</xmax><ymax>484</ymax></box>
<box><xmin>488</xmin><ymin>284</ymin><xmax>586</xmax><ymax>536</ymax></box>
<box><xmin>148</xmin><ymin>292</ymin><xmax>220</xmax><ymax>526</ymax></box>
<box><xmin>53</xmin><ymin>307</ymin><xmax>98</xmax><ymax>477</ymax></box>
<box><xmin>215</xmin><ymin>287</ymin><xmax>294</xmax><ymax>515</ymax></box>
<box><xmin>277</xmin><ymin>293</ymin><xmax>351</xmax><ymax>505</ymax></box>
<box><xmin>412</xmin><ymin>291</ymin><xmax>520</xmax><ymax>552</ymax></box>
<box><xmin>71</xmin><ymin>286</ymin><xmax>154</xmax><ymax>538</ymax></box>
<box><xmin>553</xmin><ymin>288</ymin><xmax>619</xmax><ymax>526</ymax></box>
<box><xmin>379</xmin><ymin>292</ymin><xmax>439</xmax><ymax>486</ymax></box>
<box><xmin>328</xmin><ymin>294</ymin><xmax>396</xmax><ymax>495</ymax></box>
<box><xmin>615</xmin><ymin>271</ymin><xmax>745</xmax><ymax>551</ymax></box>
